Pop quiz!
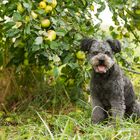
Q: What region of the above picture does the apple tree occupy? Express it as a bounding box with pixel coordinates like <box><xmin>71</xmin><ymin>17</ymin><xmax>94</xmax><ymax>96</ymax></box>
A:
<box><xmin>0</xmin><ymin>0</ymin><xmax>140</xmax><ymax>106</ymax></box>
<box><xmin>0</xmin><ymin>0</ymin><xmax>98</xmax><ymax>103</ymax></box>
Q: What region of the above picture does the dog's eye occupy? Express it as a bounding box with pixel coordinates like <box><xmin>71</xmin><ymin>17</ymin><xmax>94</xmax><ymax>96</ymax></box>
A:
<box><xmin>105</xmin><ymin>51</ymin><xmax>110</xmax><ymax>55</ymax></box>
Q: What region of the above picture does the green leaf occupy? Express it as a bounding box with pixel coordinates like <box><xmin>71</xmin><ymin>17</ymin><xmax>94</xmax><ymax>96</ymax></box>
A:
<box><xmin>35</xmin><ymin>37</ymin><xmax>43</xmax><ymax>45</ymax></box>
<box><xmin>6</xmin><ymin>28</ymin><xmax>20</xmax><ymax>37</ymax></box>
<box><xmin>56</xmin><ymin>29</ymin><xmax>67</xmax><ymax>36</ymax></box>
<box><xmin>36</xmin><ymin>9</ymin><xmax>45</xmax><ymax>15</ymax></box>
<box><xmin>47</xmin><ymin>0</ymin><xmax>53</xmax><ymax>3</ymax></box>
<box><xmin>13</xmin><ymin>12</ymin><xmax>22</xmax><ymax>21</ymax></box>
<box><xmin>14</xmin><ymin>39</ymin><xmax>24</xmax><ymax>48</ymax></box>
<box><xmin>134</xmin><ymin>57</ymin><xmax>139</xmax><ymax>63</ymax></box>
<box><xmin>24</xmin><ymin>24</ymin><xmax>30</xmax><ymax>35</ymax></box>
<box><xmin>53</xmin><ymin>66</ymin><xmax>59</xmax><ymax>78</ymax></box>
<box><xmin>97</xmin><ymin>2</ymin><xmax>106</xmax><ymax>13</ymax></box>
<box><xmin>32</xmin><ymin>45</ymin><xmax>40</xmax><ymax>52</ymax></box>
<box><xmin>50</xmin><ymin>41</ymin><xmax>59</xmax><ymax>50</ymax></box>
<box><xmin>109</xmin><ymin>26</ymin><xmax>114</xmax><ymax>31</ymax></box>
<box><xmin>4</xmin><ymin>22</ymin><xmax>16</xmax><ymax>30</ymax></box>
<box><xmin>52</xmin><ymin>55</ymin><xmax>60</xmax><ymax>62</ymax></box>
<box><xmin>68</xmin><ymin>63</ymin><xmax>79</xmax><ymax>69</ymax></box>
<box><xmin>23</xmin><ymin>2</ymin><xmax>31</xmax><ymax>11</ymax></box>
<box><xmin>111</xmin><ymin>31</ymin><xmax>118</xmax><ymax>39</ymax></box>
<box><xmin>74</xmin><ymin>33</ymin><xmax>83</xmax><ymax>40</ymax></box>
<box><xmin>41</xmin><ymin>52</ymin><xmax>48</xmax><ymax>57</ymax></box>
<box><xmin>80</xmin><ymin>0</ymin><xmax>87</xmax><ymax>6</ymax></box>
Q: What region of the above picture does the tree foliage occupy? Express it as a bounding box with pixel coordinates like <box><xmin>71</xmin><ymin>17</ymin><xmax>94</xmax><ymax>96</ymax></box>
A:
<box><xmin>0</xmin><ymin>0</ymin><xmax>95</xmax><ymax>67</ymax></box>
<box><xmin>0</xmin><ymin>0</ymin><xmax>140</xmax><ymax>106</ymax></box>
<box><xmin>107</xmin><ymin>0</ymin><xmax>140</xmax><ymax>65</ymax></box>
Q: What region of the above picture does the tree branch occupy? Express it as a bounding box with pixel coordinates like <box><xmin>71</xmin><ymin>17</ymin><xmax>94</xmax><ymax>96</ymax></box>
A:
<box><xmin>122</xmin><ymin>67</ymin><xmax>140</xmax><ymax>75</ymax></box>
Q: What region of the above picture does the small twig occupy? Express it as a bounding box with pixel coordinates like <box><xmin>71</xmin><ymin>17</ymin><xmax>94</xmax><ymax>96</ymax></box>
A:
<box><xmin>122</xmin><ymin>67</ymin><xmax>140</xmax><ymax>75</ymax></box>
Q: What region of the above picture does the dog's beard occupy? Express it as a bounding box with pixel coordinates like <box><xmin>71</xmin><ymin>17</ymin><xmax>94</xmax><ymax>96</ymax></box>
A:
<box><xmin>90</xmin><ymin>55</ymin><xmax>114</xmax><ymax>74</ymax></box>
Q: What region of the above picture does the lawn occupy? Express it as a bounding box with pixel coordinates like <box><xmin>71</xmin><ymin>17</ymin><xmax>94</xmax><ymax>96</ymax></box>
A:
<box><xmin>1</xmin><ymin>99</ymin><xmax>140</xmax><ymax>140</ymax></box>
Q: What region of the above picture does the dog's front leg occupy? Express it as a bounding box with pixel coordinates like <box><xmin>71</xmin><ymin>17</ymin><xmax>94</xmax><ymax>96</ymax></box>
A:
<box><xmin>110</xmin><ymin>96</ymin><xmax>125</xmax><ymax>121</ymax></box>
<box><xmin>91</xmin><ymin>96</ymin><xmax>106</xmax><ymax>124</ymax></box>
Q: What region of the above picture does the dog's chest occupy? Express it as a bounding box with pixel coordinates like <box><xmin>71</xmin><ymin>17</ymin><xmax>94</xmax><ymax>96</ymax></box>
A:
<box><xmin>94</xmin><ymin>81</ymin><xmax>113</xmax><ymax>107</ymax></box>
<box><xmin>93</xmin><ymin>78</ymin><xmax>114</xmax><ymax>94</ymax></box>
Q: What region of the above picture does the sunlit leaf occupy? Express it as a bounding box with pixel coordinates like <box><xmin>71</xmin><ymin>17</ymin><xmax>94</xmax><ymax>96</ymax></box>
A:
<box><xmin>35</xmin><ymin>37</ymin><xmax>43</xmax><ymax>45</ymax></box>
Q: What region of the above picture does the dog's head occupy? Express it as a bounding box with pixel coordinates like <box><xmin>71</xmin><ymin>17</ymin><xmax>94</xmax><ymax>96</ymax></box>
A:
<box><xmin>81</xmin><ymin>38</ymin><xmax>121</xmax><ymax>74</ymax></box>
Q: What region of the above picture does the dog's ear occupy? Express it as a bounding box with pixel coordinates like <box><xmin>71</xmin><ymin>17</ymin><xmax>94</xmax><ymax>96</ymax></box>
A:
<box><xmin>81</xmin><ymin>38</ymin><xmax>97</xmax><ymax>52</ymax></box>
<box><xmin>106</xmin><ymin>39</ymin><xmax>121</xmax><ymax>53</ymax></box>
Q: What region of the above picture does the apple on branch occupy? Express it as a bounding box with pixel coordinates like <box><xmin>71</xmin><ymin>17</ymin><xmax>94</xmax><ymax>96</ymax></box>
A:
<box><xmin>44</xmin><ymin>30</ymin><xmax>56</xmax><ymax>41</ymax></box>
<box><xmin>41</xmin><ymin>19</ymin><xmax>51</xmax><ymax>28</ymax></box>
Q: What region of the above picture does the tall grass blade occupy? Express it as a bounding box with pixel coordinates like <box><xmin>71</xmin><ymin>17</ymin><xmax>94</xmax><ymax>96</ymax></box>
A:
<box><xmin>36</xmin><ymin>111</ymin><xmax>55</xmax><ymax>140</ymax></box>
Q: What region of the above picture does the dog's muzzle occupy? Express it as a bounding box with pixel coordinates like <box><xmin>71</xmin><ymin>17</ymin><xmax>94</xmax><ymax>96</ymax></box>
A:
<box><xmin>95</xmin><ymin>58</ymin><xmax>106</xmax><ymax>73</ymax></box>
<box><xmin>90</xmin><ymin>54</ymin><xmax>111</xmax><ymax>74</ymax></box>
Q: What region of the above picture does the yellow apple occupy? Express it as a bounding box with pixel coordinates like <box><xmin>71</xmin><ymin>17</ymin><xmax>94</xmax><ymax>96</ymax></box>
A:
<box><xmin>41</xmin><ymin>19</ymin><xmax>51</xmax><ymax>28</ymax></box>
<box><xmin>76</xmin><ymin>51</ymin><xmax>85</xmax><ymax>60</ymax></box>
<box><xmin>44</xmin><ymin>30</ymin><xmax>56</xmax><ymax>41</ymax></box>
<box><xmin>45</xmin><ymin>5</ymin><xmax>53</xmax><ymax>13</ymax></box>
<box><xmin>39</xmin><ymin>1</ymin><xmax>47</xmax><ymax>9</ymax></box>
<box><xmin>51</xmin><ymin>0</ymin><xmax>57</xmax><ymax>8</ymax></box>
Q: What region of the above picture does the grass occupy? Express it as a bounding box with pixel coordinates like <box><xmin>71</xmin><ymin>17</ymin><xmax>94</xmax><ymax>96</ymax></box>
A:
<box><xmin>1</xmin><ymin>99</ymin><xmax>140</xmax><ymax>140</ymax></box>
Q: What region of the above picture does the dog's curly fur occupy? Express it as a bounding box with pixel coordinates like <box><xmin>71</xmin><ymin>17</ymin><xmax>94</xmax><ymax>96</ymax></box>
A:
<box><xmin>81</xmin><ymin>38</ymin><xmax>140</xmax><ymax>124</ymax></box>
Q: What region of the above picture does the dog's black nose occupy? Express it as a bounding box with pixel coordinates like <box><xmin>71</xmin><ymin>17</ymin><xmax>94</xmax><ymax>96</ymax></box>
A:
<box><xmin>99</xmin><ymin>59</ymin><xmax>104</xmax><ymax>65</ymax></box>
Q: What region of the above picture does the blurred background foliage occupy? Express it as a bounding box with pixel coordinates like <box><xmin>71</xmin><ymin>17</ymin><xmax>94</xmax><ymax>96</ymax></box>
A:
<box><xmin>0</xmin><ymin>0</ymin><xmax>140</xmax><ymax>111</ymax></box>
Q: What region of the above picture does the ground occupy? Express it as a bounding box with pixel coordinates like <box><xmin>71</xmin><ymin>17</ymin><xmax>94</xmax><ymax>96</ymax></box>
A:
<box><xmin>1</xmin><ymin>99</ymin><xmax>140</xmax><ymax>140</ymax></box>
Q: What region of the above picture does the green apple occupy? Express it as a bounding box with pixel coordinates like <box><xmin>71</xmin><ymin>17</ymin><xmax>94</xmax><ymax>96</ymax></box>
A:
<box><xmin>45</xmin><ymin>30</ymin><xmax>56</xmax><ymax>41</ymax></box>
<box><xmin>41</xmin><ymin>19</ymin><xmax>51</xmax><ymax>28</ymax></box>
<box><xmin>76</xmin><ymin>51</ymin><xmax>85</xmax><ymax>60</ymax></box>
<box><xmin>17</xmin><ymin>3</ymin><xmax>24</xmax><ymax>14</ymax></box>
<box><xmin>31</xmin><ymin>11</ymin><xmax>38</xmax><ymax>19</ymax></box>
<box><xmin>51</xmin><ymin>0</ymin><xmax>57</xmax><ymax>8</ymax></box>
<box><xmin>39</xmin><ymin>1</ymin><xmax>47</xmax><ymax>9</ymax></box>
<box><xmin>24</xmin><ymin>59</ymin><xmax>29</xmax><ymax>66</ymax></box>
<box><xmin>45</xmin><ymin>5</ymin><xmax>53</xmax><ymax>13</ymax></box>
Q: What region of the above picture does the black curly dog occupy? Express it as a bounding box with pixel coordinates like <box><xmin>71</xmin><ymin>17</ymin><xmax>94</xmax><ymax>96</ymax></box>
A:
<box><xmin>81</xmin><ymin>38</ymin><xmax>140</xmax><ymax>124</ymax></box>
